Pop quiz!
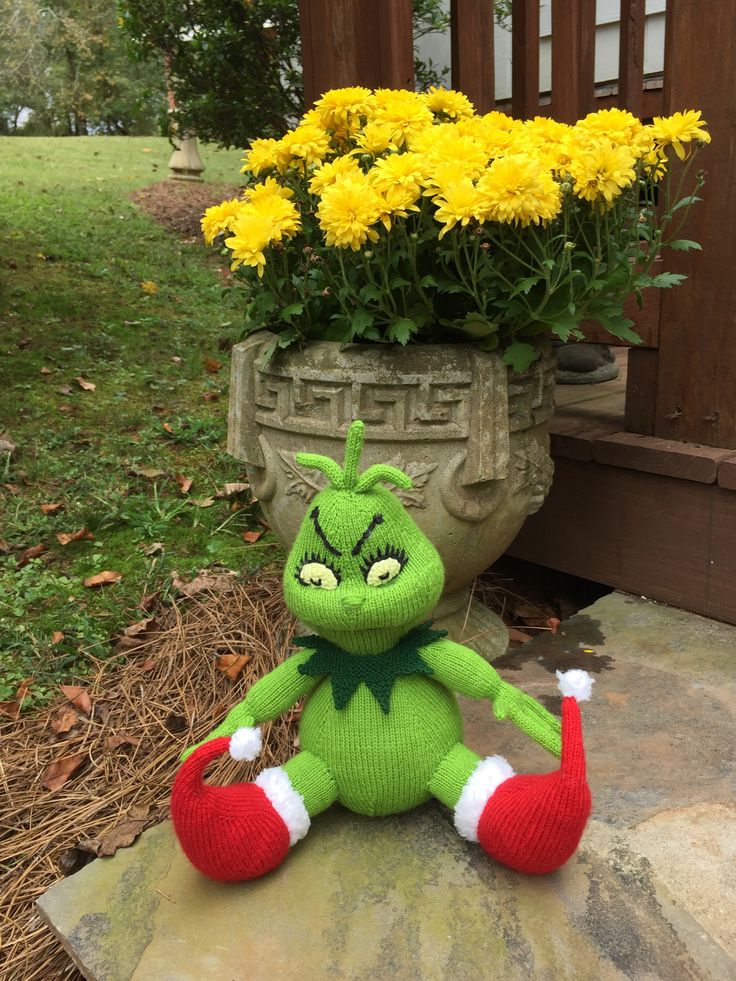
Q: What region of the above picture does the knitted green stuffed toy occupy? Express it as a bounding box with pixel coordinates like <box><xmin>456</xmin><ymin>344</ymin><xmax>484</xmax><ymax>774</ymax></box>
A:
<box><xmin>171</xmin><ymin>421</ymin><xmax>593</xmax><ymax>880</ymax></box>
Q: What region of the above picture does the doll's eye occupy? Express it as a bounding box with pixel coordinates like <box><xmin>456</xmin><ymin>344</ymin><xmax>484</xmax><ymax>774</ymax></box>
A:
<box><xmin>297</xmin><ymin>560</ymin><xmax>340</xmax><ymax>590</ymax></box>
<box><xmin>362</xmin><ymin>545</ymin><xmax>408</xmax><ymax>586</ymax></box>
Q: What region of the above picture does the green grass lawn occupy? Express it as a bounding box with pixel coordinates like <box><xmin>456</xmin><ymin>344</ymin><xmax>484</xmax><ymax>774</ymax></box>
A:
<box><xmin>0</xmin><ymin>136</ymin><xmax>278</xmax><ymax>708</ymax></box>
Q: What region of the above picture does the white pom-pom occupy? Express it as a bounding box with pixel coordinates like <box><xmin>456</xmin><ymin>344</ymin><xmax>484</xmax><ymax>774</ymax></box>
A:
<box><xmin>229</xmin><ymin>725</ymin><xmax>262</xmax><ymax>761</ymax></box>
<box><xmin>556</xmin><ymin>669</ymin><xmax>594</xmax><ymax>702</ymax></box>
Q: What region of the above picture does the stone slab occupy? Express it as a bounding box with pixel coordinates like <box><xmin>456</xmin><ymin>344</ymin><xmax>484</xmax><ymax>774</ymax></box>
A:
<box><xmin>38</xmin><ymin>593</ymin><xmax>736</xmax><ymax>980</ymax></box>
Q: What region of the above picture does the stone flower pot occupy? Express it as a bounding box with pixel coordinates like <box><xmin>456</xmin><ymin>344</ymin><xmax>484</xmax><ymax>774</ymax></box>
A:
<box><xmin>228</xmin><ymin>333</ymin><xmax>555</xmax><ymax>629</ymax></box>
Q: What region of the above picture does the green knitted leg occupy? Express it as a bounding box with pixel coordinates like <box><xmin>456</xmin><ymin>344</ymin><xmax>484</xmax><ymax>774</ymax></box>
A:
<box><xmin>428</xmin><ymin>742</ymin><xmax>482</xmax><ymax>808</ymax></box>
<box><xmin>283</xmin><ymin>750</ymin><xmax>339</xmax><ymax>818</ymax></box>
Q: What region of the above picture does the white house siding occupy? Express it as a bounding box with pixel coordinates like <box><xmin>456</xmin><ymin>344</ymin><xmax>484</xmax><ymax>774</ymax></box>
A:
<box><xmin>417</xmin><ymin>0</ymin><xmax>666</xmax><ymax>101</ymax></box>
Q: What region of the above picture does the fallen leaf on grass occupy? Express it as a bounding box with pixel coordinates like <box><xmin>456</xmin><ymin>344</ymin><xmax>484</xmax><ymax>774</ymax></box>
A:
<box><xmin>74</xmin><ymin>376</ymin><xmax>96</xmax><ymax>392</ymax></box>
<box><xmin>0</xmin><ymin>678</ymin><xmax>33</xmax><ymax>720</ymax></box>
<box><xmin>40</xmin><ymin>366</ymin><xmax>52</xmax><ymax>375</ymax></box>
<box><xmin>127</xmin><ymin>464</ymin><xmax>166</xmax><ymax>479</ymax></box>
<box><xmin>140</xmin><ymin>280</ymin><xmax>158</xmax><ymax>294</ymax></box>
<box><xmin>51</xmin><ymin>704</ymin><xmax>79</xmax><ymax>734</ymax></box>
<box><xmin>58</xmin><ymin>404</ymin><xmax>73</xmax><ymax>413</ymax></box>
<box><xmin>174</xmin><ymin>474</ymin><xmax>192</xmax><ymax>494</ymax></box>
<box><xmin>192</xmin><ymin>497</ymin><xmax>215</xmax><ymax>508</ymax></box>
<box><xmin>57</xmin><ymin>528</ymin><xmax>94</xmax><ymax>545</ymax></box>
<box><xmin>138</xmin><ymin>591</ymin><xmax>160</xmax><ymax>612</ymax></box>
<box><xmin>79</xmin><ymin>804</ymin><xmax>151</xmax><ymax>857</ymax></box>
<box><xmin>138</xmin><ymin>541</ymin><xmax>164</xmax><ymax>557</ymax></box>
<box><xmin>0</xmin><ymin>434</ymin><xmax>17</xmax><ymax>455</ymax></box>
<box><xmin>171</xmin><ymin>356</ymin><xmax>182</xmax><ymax>364</ymax></box>
<box><xmin>242</xmin><ymin>530</ymin><xmax>263</xmax><ymax>544</ymax></box>
<box><xmin>57</xmin><ymin>385</ymin><xmax>73</xmax><ymax>396</ymax></box>
<box><xmin>40</xmin><ymin>502</ymin><xmax>64</xmax><ymax>514</ymax></box>
<box><xmin>171</xmin><ymin>569</ymin><xmax>237</xmax><ymax>598</ymax></box>
<box><xmin>106</xmin><ymin>732</ymin><xmax>142</xmax><ymax>751</ymax></box>
<box><xmin>18</xmin><ymin>543</ymin><xmax>47</xmax><ymax>567</ymax></box>
<box><xmin>507</xmin><ymin>627</ymin><xmax>534</xmax><ymax>644</ymax></box>
<box><xmin>203</xmin><ymin>357</ymin><xmax>222</xmax><ymax>374</ymax></box>
<box><xmin>60</xmin><ymin>685</ymin><xmax>92</xmax><ymax>716</ymax></box>
<box><xmin>217</xmin><ymin>482</ymin><xmax>250</xmax><ymax>498</ymax></box>
<box><xmin>202</xmin><ymin>391</ymin><xmax>219</xmax><ymax>402</ymax></box>
<box><xmin>42</xmin><ymin>753</ymin><xmax>86</xmax><ymax>791</ymax></box>
<box><xmin>114</xmin><ymin>617</ymin><xmax>160</xmax><ymax>652</ymax></box>
<box><xmin>84</xmin><ymin>570</ymin><xmax>122</xmax><ymax>588</ymax></box>
<box><xmin>162</xmin><ymin>422</ymin><xmax>174</xmax><ymax>434</ymax></box>
<box><xmin>51</xmin><ymin>630</ymin><xmax>64</xmax><ymax>644</ymax></box>
<box><xmin>216</xmin><ymin>653</ymin><xmax>251</xmax><ymax>681</ymax></box>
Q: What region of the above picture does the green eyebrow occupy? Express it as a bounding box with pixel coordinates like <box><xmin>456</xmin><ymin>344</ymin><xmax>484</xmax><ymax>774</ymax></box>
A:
<box><xmin>310</xmin><ymin>507</ymin><xmax>342</xmax><ymax>557</ymax></box>
<box><xmin>351</xmin><ymin>514</ymin><xmax>384</xmax><ymax>556</ymax></box>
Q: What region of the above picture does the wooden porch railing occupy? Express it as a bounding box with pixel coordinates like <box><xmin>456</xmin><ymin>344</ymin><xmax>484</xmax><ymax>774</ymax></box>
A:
<box><xmin>299</xmin><ymin>1</ymin><xmax>736</xmax><ymax>449</ymax></box>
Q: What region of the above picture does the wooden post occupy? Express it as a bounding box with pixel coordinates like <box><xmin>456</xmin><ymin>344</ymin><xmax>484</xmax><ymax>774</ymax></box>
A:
<box><xmin>450</xmin><ymin>0</ymin><xmax>495</xmax><ymax>112</ymax></box>
<box><xmin>299</xmin><ymin>0</ymin><xmax>414</xmax><ymax>110</ymax></box>
<box><xmin>653</xmin><ymin>0</ymin><xmax>736</xmax><ymax>448</ymax></box>
<box><xmin>511</xmin><ymin>0</ymin><xmax>540</xmax><ymax>120</ymax></box>
<box><xmin>551</xmin><ymin>0</ymin><xmax>596</xmax><ymax>123</ymax></box>
<box><xmin>618</xmin><ymin>0</ymin><xmax>646</xmax><ymax>118</ymax></box>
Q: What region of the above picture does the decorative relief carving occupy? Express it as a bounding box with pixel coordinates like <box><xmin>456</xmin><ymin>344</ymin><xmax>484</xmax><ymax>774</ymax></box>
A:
<box><xmin>276</xmin><ymin>450</ymin><xmax>438</xmax><ymax>509</ymax></box>
<box><xmin>511</xmin><ymin>438</ymin><xmax>555</xmax><ymax>515</ymax></box>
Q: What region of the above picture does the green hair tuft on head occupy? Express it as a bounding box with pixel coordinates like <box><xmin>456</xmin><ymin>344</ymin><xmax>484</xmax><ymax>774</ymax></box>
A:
<box><xmin>295</xmin><ymin>420</ymin><xmax>413</xmax><ymax>494</ymax></box>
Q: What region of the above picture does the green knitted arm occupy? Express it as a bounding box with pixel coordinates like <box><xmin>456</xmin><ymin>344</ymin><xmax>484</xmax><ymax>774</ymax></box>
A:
<box><xmin>180</xmin><ymin>648</ymin><xmax>319</xmax><ymax>762</ymax></box>
<box><xmin>421</xmin><ymin>639</ymin><xmax>562</xmax><ymax>758</ymax></box>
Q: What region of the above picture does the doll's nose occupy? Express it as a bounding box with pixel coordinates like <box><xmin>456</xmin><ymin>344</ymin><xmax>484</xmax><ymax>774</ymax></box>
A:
<box><xmin>341</xmin><ymin>591</ymin><xmax>365</xmax><ymax>609</ymax></box>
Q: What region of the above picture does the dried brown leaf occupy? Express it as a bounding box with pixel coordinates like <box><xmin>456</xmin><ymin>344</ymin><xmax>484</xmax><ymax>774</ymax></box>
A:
<box><xmin>84</xmin><ymin>570</ymin><xmax>122</xmax><ymax>588</ymax></box>
<box><xmin>40</xmin><ymin>502</ymin><xmax>64</xmax><ymax>515</ymax></box>
<box><xmin>171</xmin><ymin>569</ymin><xmax>237</xmax><ymax>598</ymax></box>
<box><xmin>42</xmin><ymin>753</ymin><xmax>86</xmax><ymax>791</ymax></box>
<box><xmin>114</xmin><ymin>617</ymin><xmax>160</xmax><ymax>652</ymax></box>
<box><xmin>106</xmin><ymin>732</ymin><xmax>142</xmax><ymax>751</ymax></box>
<box><xmin>74</xmin><ymin>376</ymin><xmax>96</xmax><ymax>392</ymax></box>
<box><xmin>192</xmin><ymin>497</ymin><xmax>215</xmax><ymax>508</ymax></box>
<box><xmin>40</xmin><ymin>366</ymin><xmax>52</xmax><ymax>375</ymax></box>
<box><xmin>91</xmin><ymin>805</ymin><xmax>151</xmax><ymax>857</ymax></box>
<box><xmin>0</xmin><ymin>434</ymin><xmax>17</xmax><ymax>454</ymax></box>
<box><xmin>174</xmin><ymin>474</ymin><xmax>192</xmax><ymax>494</ymax></box>
<box><xmin>216</xmin><ymin>653</ymin><xmax>251</xmax><ymax>682</ymax></box>
<box><xmin>162</xmin><ymin>422</ymin><xmax>174</xmax><ymax>433</ymax></box>
<box><xmin>203</xmin><ymin>357</ymin><xmax>222</xmax><ymax>374</ymax></box>
<box><xmin>51</xmin><ymin>705</ymin><xmax>79</xmax><ymax>734</ymax></box>
<box><xmin>51</xmin><ymin>630</ymin><xmax>64</xmax><ymax>644</ymax></box>
<box><xmin>18</xmin><ymin>543</ymin><xmax>47</xmax><ymax>567</ymax></box>
<box><xmin>56</xmin><ymin>527</ymin><xmax>94</xmax><ymax>545</ymax></box>
<box><xmin>0</xmin><ymin>678</ymin><xmax>33</xmax><ymax>720</ymax></box>
<box><xmin>139</xmin><ymin>541</ymin><xmax>164</xmax><ymax>556</ymax></box>
<box><xmin>242</xmin><ymin>530</ymin><xmax>263</xmax><ymax>544</ymax></box>
<box><xmin>217</xmin><ymin>482</ymin><xmax>250</xmax><ymax>498</ymax></box>
<box><xmin>127</xmin><ymin>465</ymin><xmax>166</xmax><ymax>479</ymax></box>
<box><xmin>60</xmin><ymin>685</ymin><xmax>92</xmax><ymax>716</ymax></box>
<box><xmin>202</xmin><ymin>391</ymin><xmax>219</xmax><ymax>402</ymax></box>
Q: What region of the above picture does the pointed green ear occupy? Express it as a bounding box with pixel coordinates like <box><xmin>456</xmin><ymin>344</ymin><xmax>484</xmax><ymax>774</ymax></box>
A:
<box><xmin>295</xmin><ymin>419</ymin><xmax>413</xmax><ymax>493</ymax></box>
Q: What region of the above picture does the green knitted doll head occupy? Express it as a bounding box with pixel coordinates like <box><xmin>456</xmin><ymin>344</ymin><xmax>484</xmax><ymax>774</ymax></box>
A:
<box><xmin>283</xmin><ymin>421</ymin><xmax>444</xmax><ymax>646</ymax></box>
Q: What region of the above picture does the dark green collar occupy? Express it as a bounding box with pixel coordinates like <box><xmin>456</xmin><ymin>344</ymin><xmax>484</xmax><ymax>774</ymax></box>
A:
<box><xmin>295</xmin><ymin>622</ymin><xmax>446</xmax><ymax>715</ymax></box>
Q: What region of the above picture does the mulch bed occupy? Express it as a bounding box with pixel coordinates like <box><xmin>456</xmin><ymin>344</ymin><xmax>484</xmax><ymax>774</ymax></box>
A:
<box><xmin>130</xmin><ymin>179</ymin><xmax>241</xmax><ymax>239</ymax></box>
<box><xmin>0</xmin><ymin>571</ymin><xmax>297</xmax><ymax>981</ymax></box>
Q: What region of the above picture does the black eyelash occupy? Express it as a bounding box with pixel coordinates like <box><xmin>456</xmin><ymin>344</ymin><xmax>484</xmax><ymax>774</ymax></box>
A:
<box><xmin>294</xmin><ymin>552</ymin><xmax>341</xmax><ymax>587</ymax></box>
<box><xmin>360</xmin><ymin>543</ymin><xmax>408</xmax><ymax>579</ymax></box>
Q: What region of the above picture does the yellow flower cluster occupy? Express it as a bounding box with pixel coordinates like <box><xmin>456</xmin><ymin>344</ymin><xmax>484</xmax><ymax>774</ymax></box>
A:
<box><xmin>205</xmin><ymin>87</ymin><xmax>709</xmax><ymax>274</ymax></box>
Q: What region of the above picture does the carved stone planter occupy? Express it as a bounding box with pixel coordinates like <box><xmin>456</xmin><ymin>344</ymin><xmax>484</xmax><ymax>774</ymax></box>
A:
<box><xmin>228</xmin><ymin>334</ymin><xmax>555</xmax><ymax>623</ymax></box>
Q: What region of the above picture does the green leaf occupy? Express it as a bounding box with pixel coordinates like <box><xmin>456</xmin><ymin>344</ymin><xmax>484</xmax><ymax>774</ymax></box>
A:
<box><xmin>387</xmin><ymin>318</ymin><xmax>417</xmax><ymax>344</ymax></box>
<box><xmin>389</xmin><ymin>275</ymin><xmax>411</xmax><ymax>289</ymax></box>
<box><xmin>419</xmin><ymin>274</ymin><xmax>438</xmax><ymax>288</ymax></box>
<box><xmin>649</xmin><ymin>272</ymin><xmax>687</xmax><ymax>289</ymax></box>
<box><xmin>511</xmin><ymin>276</ymin><xmax>541</xmax><ymax>296</ymax></box>
<box><xmin>359</xmin><ymin>283</ymin><xmax>383</xmax><ymax>303</ymax></box>
<box><xmin>503</xmin><ymin>342</ymin><xmax>537</xmax><ymax>373</ymax></box>
<box><xmin>456</xmin><ymin>314</ymin><xmax>498</xmax><ymax>339</ymax></box>
<box><xmin>350</xmin><ymin>310</ymin><xmax>375</xmax><ymax>337</ymax></box>
<box><xmin>671</xmin><ymin>194</ymin><xmax>702</xmax><ymax>213</ymax></box>
<box><xmin>590</xmin><ymin>311</ymin><xmax>642</xmax><ymax>344</ymax></box>
<box><xmin>280</xmin><ymin>302</ymin><xmax>304</xmax><ymax>323</ymax></box>
<box><xmin>667</xmin><ymin>239</ymin><xmax>702</xmax><ymax>252</ymax></box>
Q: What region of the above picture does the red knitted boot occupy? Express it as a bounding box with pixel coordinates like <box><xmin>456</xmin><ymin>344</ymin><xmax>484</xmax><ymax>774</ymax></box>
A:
<box><xmin>476</xmin><ymin>695</ymin><xmax>591</xmax><ymax>874</ymax></box>
<box><xmin>171</xmin><ymin>736</ymin><xmax>309</xmax><ymax>882</ymax></box>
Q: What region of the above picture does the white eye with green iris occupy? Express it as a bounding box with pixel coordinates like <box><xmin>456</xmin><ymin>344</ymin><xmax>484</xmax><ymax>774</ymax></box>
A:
<box><xmin>298</xmin><ymin>561</ymin><xmax>339</xmax><ymax>590</ymax></box>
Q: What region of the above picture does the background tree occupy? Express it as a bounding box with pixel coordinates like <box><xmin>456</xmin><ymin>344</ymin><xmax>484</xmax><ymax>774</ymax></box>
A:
<box><xmin>0</xmin><ymin>0</ymin><xmax>166</xmax><ymax>135</ymax></box>
<box><xmin>119</xmin><ymin>0</ymin><xmax>459</xmax><ymax>149</ymax></box>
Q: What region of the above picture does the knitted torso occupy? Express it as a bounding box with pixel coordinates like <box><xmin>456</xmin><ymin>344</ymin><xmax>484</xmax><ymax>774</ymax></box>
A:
<box><xmin>297</xmin><ymin>628</ymin><xmax>462</xmax><ymax>816</ymax></box>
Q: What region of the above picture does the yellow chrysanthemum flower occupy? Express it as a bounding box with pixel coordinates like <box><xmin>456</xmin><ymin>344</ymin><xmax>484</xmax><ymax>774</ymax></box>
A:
<box><xmin>201</xmin><ymin>198</ymin><xmax>246</xmax><ymax>246</ymax></box>
<box><xmin>248</xmin><ymin>194</ymin><xmax>301</xmax><ymax>241</ymax></box>
<box><xmin>277</xmin><ymin>123</ymin><xmax>332</xmax><ymax>172</ymax></box>
<box><xmin>244</xmin><ymin>177</ymin><xmax>295</xmax><ymax>204</ymax></box>
<box><xmin>224</xmin><ymin>213</ymin><xmax>278</xmax><ymax>277</ymax></box>
<box><xmin>567</xmin><ymin>142</ymin><xmax>637</xmax><ymax>205</ymax></box>
<box><xmin>423</xmin><ymin>127</ymin><xmax>489</xmax><ymax>180</ymax></box>
<box><xmin>241</xmin><ymin>138</ymin><xmax>282</xmax><ymax>176</ymax></box>
<box><xmin>422</xmin><ymin>86</ymin><xmax>475</xmax><ymax>119</ymax></box>
<box><xmin>454</xmin><ymin>116</ymin><xmax>521</xmax><ymax>160</ymax></box>
<box><xmin>432</xmin><ymin>178</ymin><xmax>485</xmax><ymax>238</ymax></box>
<box><xmin>314</xmin><ymin>86</ymin><xmax>375</xmax><ymax>136</ymax></box>
<box><xmin>477</xmin><ymin>155</ymin><xmax>561</xmax><ymax>226</ymax></box>
<box><xmin>576</xmin><ymin>108</ymin><xmax>643</xmax><ymax>147</ymax></box>
<box><xmin>369</xmin><ymin>152</ymin><xmax>427</xmax><ymax>197</ymax></box>
<box><xmin>351</xmin><ymin>121</ymin><xmax>399</xmax><ymax>156</ymax></box>
<box><xmin>376</xmin><ymin>185</ymin><xmax>421</xmax><ymax>231</ymax></box>
<box><xmin>308</xmin><ymin>156</ymin><xmax>362</xmax><ymax>196</ymax></box>
<box><xmin>316</xmin><ymin>175</ymin><xmax>383</xmax><ymax>250</ymax></box>
<box><xmin>372</xmin><ymin>88</ymin><xmax>434</xmax><ymax>149</ymax></box>
<box><xmin>650</xmin><ymin>110</ymin><xmax>711</xmax><ymax>160</ymax></box>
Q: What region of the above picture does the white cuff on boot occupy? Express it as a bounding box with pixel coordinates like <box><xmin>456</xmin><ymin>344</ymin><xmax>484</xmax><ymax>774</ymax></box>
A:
<box><xmin>256</xmin><ymin>767</ymin><xmax>310</xmax><ymax>846</ymax></box>
<box><xmin>454</xmin><ymin>755</ymin><xmax>515</xmax><ymax>842</ymax></box>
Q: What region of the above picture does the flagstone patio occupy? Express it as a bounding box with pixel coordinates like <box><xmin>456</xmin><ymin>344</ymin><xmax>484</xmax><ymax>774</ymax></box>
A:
<box><xmin>38</xmin><ymin>591</ymin><xmax>736</xmax><ymax>980</ymax></box>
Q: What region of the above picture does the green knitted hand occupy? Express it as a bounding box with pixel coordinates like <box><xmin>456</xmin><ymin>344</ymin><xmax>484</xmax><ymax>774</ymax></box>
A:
<box><xmin>492</xmin><ymin>681</ymin><xmax>562</xmax><ymax>757</ymax></box>
<box><xmin>180</xmin><ymin>703</ymin><xmax>256</xmax><ymax>762</ymax></box>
